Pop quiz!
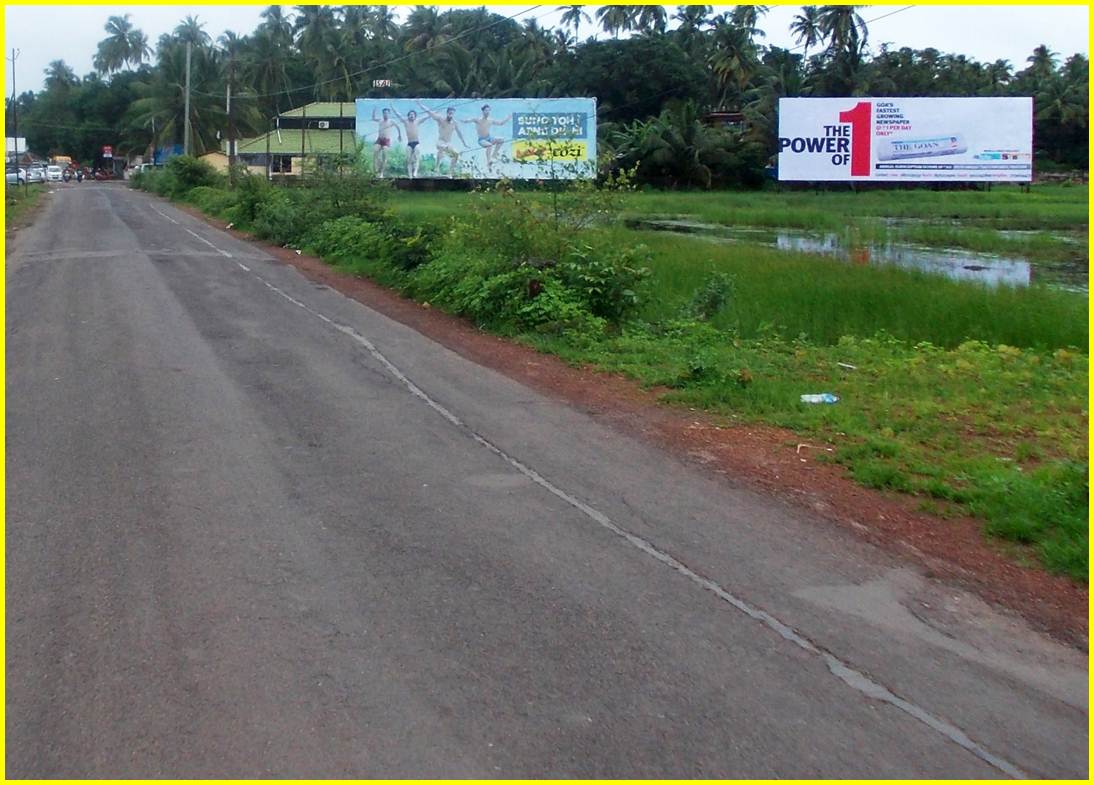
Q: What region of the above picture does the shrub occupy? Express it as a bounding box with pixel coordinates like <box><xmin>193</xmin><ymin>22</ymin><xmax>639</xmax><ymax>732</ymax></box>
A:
<box><xmin>164</xmin><ymin>155</ymin><xmax>223</xmax><ymax>196</ymax></box>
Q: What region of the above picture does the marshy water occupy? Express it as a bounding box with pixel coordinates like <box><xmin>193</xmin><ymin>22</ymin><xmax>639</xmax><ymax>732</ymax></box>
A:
<box><xmin>627</xmin><ymin>218</ymin><xmax>1088</xmax><ymax>293</ymax></box>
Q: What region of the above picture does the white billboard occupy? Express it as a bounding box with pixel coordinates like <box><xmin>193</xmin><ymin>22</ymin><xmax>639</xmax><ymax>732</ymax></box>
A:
<box><xmin>777</xmin><ymin>97</ymin><xmax>1033</xmax><ymax>182</ymax></box>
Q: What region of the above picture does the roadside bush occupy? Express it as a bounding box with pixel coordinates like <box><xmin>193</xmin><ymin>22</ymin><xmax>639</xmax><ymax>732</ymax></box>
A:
<box><xmin>304</xmin><ymin>216</ymin><xmax>393</xmax><ymax>263</ymax></box>
<box><xmin>252</xmin><ymin>189</ymin><xmax>312</xmax><ymax>246</ymax></box>
<box><xmin>186</xmin><ymin>185</ymin><xmax>238</xmax><ymax>217</ymax></box>
<box><xmin>164</xmin><ymin>155</ymin><xmax>223</xmax><ymax>196</ymax></box>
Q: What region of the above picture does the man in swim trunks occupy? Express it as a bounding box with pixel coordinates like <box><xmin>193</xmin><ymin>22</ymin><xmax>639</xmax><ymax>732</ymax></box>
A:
<box><xmin>417</xmin><ymin>100</ymin><xmax>469</xmax><ymax>177</ymax></box>
<box><xmin>371</xmin><ymin>107</ymin><xmax>401</xmax><ymax>178</ymax></box>
<box><xmin>391</xmin><ymin>107</ymin><xmax>429</xmax><ymax>178</ymax></box>
<box><xmin>461</xmin><ymin>104</ymin><xmax>511</xmax><ymax>175</ymax></box>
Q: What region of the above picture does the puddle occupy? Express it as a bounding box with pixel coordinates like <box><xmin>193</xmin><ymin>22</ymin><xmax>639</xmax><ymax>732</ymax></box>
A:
<box><xmin>627</xmin><ymin>218</ymin><xmax>1087</xmax><ymax>292</ymax></box>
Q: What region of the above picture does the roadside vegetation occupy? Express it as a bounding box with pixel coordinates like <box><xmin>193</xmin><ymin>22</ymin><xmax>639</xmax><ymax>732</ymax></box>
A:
<box><xmin>4</xmin><ymin>183</ymin><xmax>47</xmax><ymax>232</ymax></box>
<box><xmin>133</xmin><ymin>157</ymin><xmax>1089</xmax><ymax>580</ymax></box>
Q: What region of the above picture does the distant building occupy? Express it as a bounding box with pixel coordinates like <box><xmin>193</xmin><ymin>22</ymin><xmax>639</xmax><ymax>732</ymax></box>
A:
<box><xmin>234</xmin><ymin>102</ymin><xmax>357</xmax><ymax>177</ymax></box>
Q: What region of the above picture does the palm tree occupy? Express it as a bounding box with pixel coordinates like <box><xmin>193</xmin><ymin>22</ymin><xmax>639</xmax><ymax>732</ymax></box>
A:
<box><xmin>174</xmin><ymin>15</ymin><xmax>212</xmax><ymax>47</ymax></box>
<box><xmin>128</xmin><ymin>42</ymin><xmax>225</xmax><ymax>154</ymax></box>
<box><xmin>259</xmin><ymin>5</ymin><xmax>295</xmax><ymax>45</ymax></box>
<box><xmin>404</xmin><ymin>6</ymin><xmax>449</xmax><ymax>51</ymax></box>
<box><xmin>94</xmin><ymin>14</ymin><xmax>151</xmax><ymax>74</ymax></box>
<box><xmin>557</xmin><ymin>5</ymin><xmax>591</xmax><ymax>40</ymax></box>
<box><xmin>730</xmin><ymin>5</ymin><xmax>769</xmax><ymax>39</ymax></box>
<box><xmin>709</xmin><ymin>16</ymin><xmax>760</xmax><ymax>106</ymax></box>
<box><xmin>633</xmin><ymin>6</ymin><xmax>668</xmax><ymax>35</ymax></box>
<box><xmin>245</xmin><ymin>28</ymin><xmax>293</xmax><ymax>113</ymax></box>
<box><xmin>817</xmin><ymin>5</ymin><xmax>867</xmax><ymax>59</ymax></box>
<box><xmin>369</xmin><ymin>7</ymin><xmax>400</xmax><ymax>42</ymax></box>
<box><xmin>43</xmin><ymin>60</ymin><xmax>78</xmax><ymax>91</ymax></box>
<box><xmin>1027</xmin><ymin>44</ymin><xmax>1059</xmax><ymax>79</ymax></box>
<box><xmin>789</xmin><ymin>6</ymin><xmax>823</xmax><ymax>62</ymax></box>
<box><xmin>672</xmin><ymin>6</ymin><xmax>712</xmax><ymax>56</ymax></box>
<box><xmin>596</xmin><ymin>6</ymin><xmax>636</xmax><ymax>37</ymax></box>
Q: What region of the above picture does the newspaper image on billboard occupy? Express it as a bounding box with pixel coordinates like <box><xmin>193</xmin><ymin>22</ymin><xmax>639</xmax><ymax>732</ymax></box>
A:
<box><xmin>355</xmin><ymin>97</ymin><xmax>597</xmax><ymax>179</ymax></box>
<box><xmin>778</xmin><ymin>97</ymin><xmax>1033</xmax><ymax>182</ymax></box>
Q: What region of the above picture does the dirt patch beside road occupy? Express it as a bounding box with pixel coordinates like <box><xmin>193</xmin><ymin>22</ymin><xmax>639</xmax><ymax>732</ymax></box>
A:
<box><xmin>177</xmin><ymin>201</ymin><xmax>1088</xmax><ymax>647</ymax></box>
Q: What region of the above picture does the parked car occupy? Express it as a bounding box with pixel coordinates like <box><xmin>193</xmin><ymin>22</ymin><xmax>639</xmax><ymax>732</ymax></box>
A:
<box><xmin>26</xmin><ymin>166</ymin><xmax>46</xmax><ymax>183</ymax></box>
<box><xmin>46</xmin><ymin>165</ymin><xmax>64</xmax><ymax>182</ymax></box>
<box><xmin>6</xmin><ymin>168</ymin><xmax>26</xmax><ymax>185</ymax></box>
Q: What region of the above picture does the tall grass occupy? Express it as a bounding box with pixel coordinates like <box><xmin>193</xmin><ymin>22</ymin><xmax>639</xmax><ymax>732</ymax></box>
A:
<box><xmin>626</xmin><ymin>230</ymin><xmax>1087</xmax><ymax>350</ymax></box>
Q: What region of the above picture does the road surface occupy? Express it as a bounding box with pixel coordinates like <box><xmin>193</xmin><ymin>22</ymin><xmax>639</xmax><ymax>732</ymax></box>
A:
<box><xmin>6</xmin><ymin>183</ymin><xmax>1087</xmax><ymax>778</ymax></box>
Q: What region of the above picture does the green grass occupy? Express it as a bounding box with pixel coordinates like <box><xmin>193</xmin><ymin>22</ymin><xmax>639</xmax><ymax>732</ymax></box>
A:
<box><xmin>624</xmin><ymin>229</ymin><xmax>1088</xmax><ymax>349</ymax></box>
<box><xmin>387</xmin><ymin>184</ymin><xmax>1090</xmax><ymax>266</ymax></box>
<box><xmin>619</xmin><ymin>184</ymin><xmax>1090</xmax><ymax>231</ymax></box>
<box><xmin>5</xmin><ymin>182</ymin><xmax>47</xmax><ymax>231</ymax></box>
<box><xmin>525</xmin><ymin>327</ymin><xmax>1088</xmax><ymax>580</ymax></box>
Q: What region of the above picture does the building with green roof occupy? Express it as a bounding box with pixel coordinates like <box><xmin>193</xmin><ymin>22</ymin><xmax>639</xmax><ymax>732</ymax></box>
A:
<box><xmin>235</xmin><ymin>102</ymin><xmax>358</xmax><ymax>177</ymax></box>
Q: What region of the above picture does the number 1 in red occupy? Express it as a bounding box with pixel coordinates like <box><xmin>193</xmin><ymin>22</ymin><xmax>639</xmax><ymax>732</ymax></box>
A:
<box><xmin>838</xmin><ymin>101</ymin><xmax>871</xmax><ymax>177</ymax></box>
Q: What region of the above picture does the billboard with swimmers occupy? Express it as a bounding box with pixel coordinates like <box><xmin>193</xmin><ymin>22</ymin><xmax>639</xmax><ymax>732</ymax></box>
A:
<box><xmin>777</xmin><ymin>97</ymin><xmax>1033</xmax><ymax>182</ymax></box>
<box><xmin>355</xmin><ymin>97</ymin><xmax>597</xmax><ymax>180</ymax></box>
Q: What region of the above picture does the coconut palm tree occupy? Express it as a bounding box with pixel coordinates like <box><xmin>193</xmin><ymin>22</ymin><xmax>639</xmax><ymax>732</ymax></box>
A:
<box><xmin>596</xmin><ymin>6</ymin><xmax>636</xmax><ymax>37</ymax></box>
<box><xmin>633</xmin><ymin>6</ymin><xmax>668</xmax><ymax>35</ymax></box>
<box><xmin>403</xmin><ymin>6</ymin><xmax>448</xmax><ymax>51</ymax></box>
<box><xmin>43</xmin><ymin>60</ymin><xmax>79</xmax><ymax>91</ymax></box>
<box><xmin>94</xmin><ymin>14</ymin><xmax>151</xmax><ymax>74</ymax></box>
<box><xmin>174</xmin><ymin>15</ymin><xmax>212</xmax><ymax>48</ymax></box>
<box><xmin>709</xmin><ymin>16</ymin><xmax>760</xmax><ymax>105</ymax></box>
<box><xmin>817</xmin><ymin>5</ymin><xmax>867</xmax><ymax>59</ymax></box>
<box><xmin>128</xmin><ymin>42</ymin><xmax>225</xmax><ymax>154</ymax></box>
<box><xmin>789</xmin><ymin>6</ymin><xmax>823</xmax><ymax>61</ymax></box>
<box><xmin>245</xmin><ymin>28</ymin><xmax>294</xmax><ymax>113</ymax></box>
<box><xmin>730</xmin><ymin>5</ymin><xmax>768</xmax><ymax>39</ymax></box>
<box><xmin>259</xmin><ymin>5</ymin><xmax>295</xmax><ymax>45</ymax></box>
<box><xmin>557</xmin><ymin>5</ymin><xmax>591</xmax><ymax>40</ymax></box>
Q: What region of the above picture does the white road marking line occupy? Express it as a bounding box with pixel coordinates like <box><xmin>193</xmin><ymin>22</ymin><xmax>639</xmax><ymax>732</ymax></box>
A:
<box><xmin>241</xmin><ymin>267</ymin><xmax>1025</xmax><ymax>779</ymax></box>
<box><xmin>184</xmin><ymin>228</ymin><xmax>232</xmax><ymax>258</ymax></box>
<box><xmin>236</xmin><ymin>261</ymin><xmax>251</xmax><ymax>272</ymax></box>
<box><xmin>150</xmin><ymin>205</ymin><xmax>179</xmax><ymax>225</ymax></box>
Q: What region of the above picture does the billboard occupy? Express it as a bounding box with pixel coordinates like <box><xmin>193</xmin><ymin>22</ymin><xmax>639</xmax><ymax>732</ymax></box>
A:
<box><xmin>778</xmin><ymin>97</ymin><xmax>1033</xmax><ymax>182</ymax></box>
<box><xmin>355</xmin><ymin>97</ymin><xmax>597</xmax><ymax>179</ymax></box>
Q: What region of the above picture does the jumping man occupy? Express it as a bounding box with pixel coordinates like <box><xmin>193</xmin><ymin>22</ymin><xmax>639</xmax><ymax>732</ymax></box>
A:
<box><xmin>391</xmin><ymin>108</ymin><xmax>430</xmax><ymax>178</ymax></box>
<box><xmin>371</xmin><ymin>107</ymin><xmax>402</xmax><ymax>178</ymax></box>
<box><xmin>417</xmin><ymin>100</ymin><xmax>469</xmax><ymax>177</ymax></box>
<box><xmin>462</xmin><ymin>104</ymin><xmax>511</xmax><ymax>175</ymax></box>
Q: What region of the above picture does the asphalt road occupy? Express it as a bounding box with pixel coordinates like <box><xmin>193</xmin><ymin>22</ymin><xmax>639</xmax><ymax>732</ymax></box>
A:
<box><xmin>6</xmin><ymin>183</ymin><xmax>1087</xmax><ymax>778</ymax></box>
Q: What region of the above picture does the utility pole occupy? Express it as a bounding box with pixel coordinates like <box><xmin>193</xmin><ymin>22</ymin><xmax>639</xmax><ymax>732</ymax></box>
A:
<box><xmin>183</xmin><ymin>41</ymin><xmax>192</xmax><ymax>157</ymax></box>
<box><xmin>300</xmin><ymin>102</ymin><xmax>306</xmax><ymax>182</ymax></box>
<box><xmin>226</xmin><ymin>81</ymin><xmax>234</xmax><ymax>183</ymax></box>
<box><xmin>9</xmin><ymin>48</ymin><xmax>25</xmax><ymax>195</ymax></box>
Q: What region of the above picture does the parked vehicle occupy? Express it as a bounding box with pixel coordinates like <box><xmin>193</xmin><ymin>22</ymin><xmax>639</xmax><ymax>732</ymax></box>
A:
<box><xmin>26</xmin><ymin>166</ymin><xmax>46</xmax><ymax>183</ymax></box>
<box><xmin>6</xmin><ymin>168</ymin><xmax>26</xmax><ymax>185</ymax></box>
<box><xmin>46</xmin><ymin>165</ymin><xmax>64</xmax><ymax>182</ymax></box>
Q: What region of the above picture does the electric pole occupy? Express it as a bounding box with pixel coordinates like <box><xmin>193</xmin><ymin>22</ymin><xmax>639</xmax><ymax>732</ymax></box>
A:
<box><xmin>9</xmin><ymin>48</ymin><xmax>25</xmax><ymax>195</ymax></box>
<box><xmin>183</xmin><ymin>41</ymin><xmax>192</xmax><ymax>157</ymax></box>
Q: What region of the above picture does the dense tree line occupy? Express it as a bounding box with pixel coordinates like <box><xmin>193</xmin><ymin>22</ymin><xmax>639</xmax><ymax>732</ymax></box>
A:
<box><xmin>6</xmin><ymin>5</ymin><xmax>1088</xmax><ymax>183</ymax></box>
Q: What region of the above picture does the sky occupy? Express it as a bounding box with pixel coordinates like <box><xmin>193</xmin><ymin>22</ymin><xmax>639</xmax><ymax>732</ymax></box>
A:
<box><xmin>4</xmin><ymin>4</ymin><xmax>1090</xmax><ymax>96</ymax></box>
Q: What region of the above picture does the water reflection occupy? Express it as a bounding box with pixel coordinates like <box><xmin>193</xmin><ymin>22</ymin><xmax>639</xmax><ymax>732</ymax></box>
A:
<box><xmin>628</xmin><ymin>219</ymin><xmax>1086</xmax><ymax>292</ymax></box>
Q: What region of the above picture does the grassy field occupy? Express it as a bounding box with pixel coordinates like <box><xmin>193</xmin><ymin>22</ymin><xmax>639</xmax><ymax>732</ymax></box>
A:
<box><xmin>388</xmin><ymin>183</ymin><xmax>1089</xmax><ymax>266</ymax></box>
<box><xmin>4</xmin><ymin>183</ymin><xmax>46</xmax><ymax>231</ymax></box>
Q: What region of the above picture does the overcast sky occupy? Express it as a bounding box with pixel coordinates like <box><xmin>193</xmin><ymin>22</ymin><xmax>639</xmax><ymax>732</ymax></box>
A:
<box><xmin>5</xmin><ymin>4</ymin><xmax>1090</xmax><ymax>96</ymax></box>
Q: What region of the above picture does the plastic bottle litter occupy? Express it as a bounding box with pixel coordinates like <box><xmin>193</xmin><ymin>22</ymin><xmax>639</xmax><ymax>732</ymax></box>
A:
<box><xmin>800</xmin><ymin>393</ymin><xmax>840</xmax><ymax>404</ymax></box>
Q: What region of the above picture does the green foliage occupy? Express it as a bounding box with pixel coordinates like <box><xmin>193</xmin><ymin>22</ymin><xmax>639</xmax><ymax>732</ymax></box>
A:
<box><xmin>609</xmin><ymin>101</ymin><xmax>767</xmax><ymax>188</ymax></box>
<box><xmin>683</xmin><ymin>271</ymin><xmax>736</xmax><ymax>321</ymax></box>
